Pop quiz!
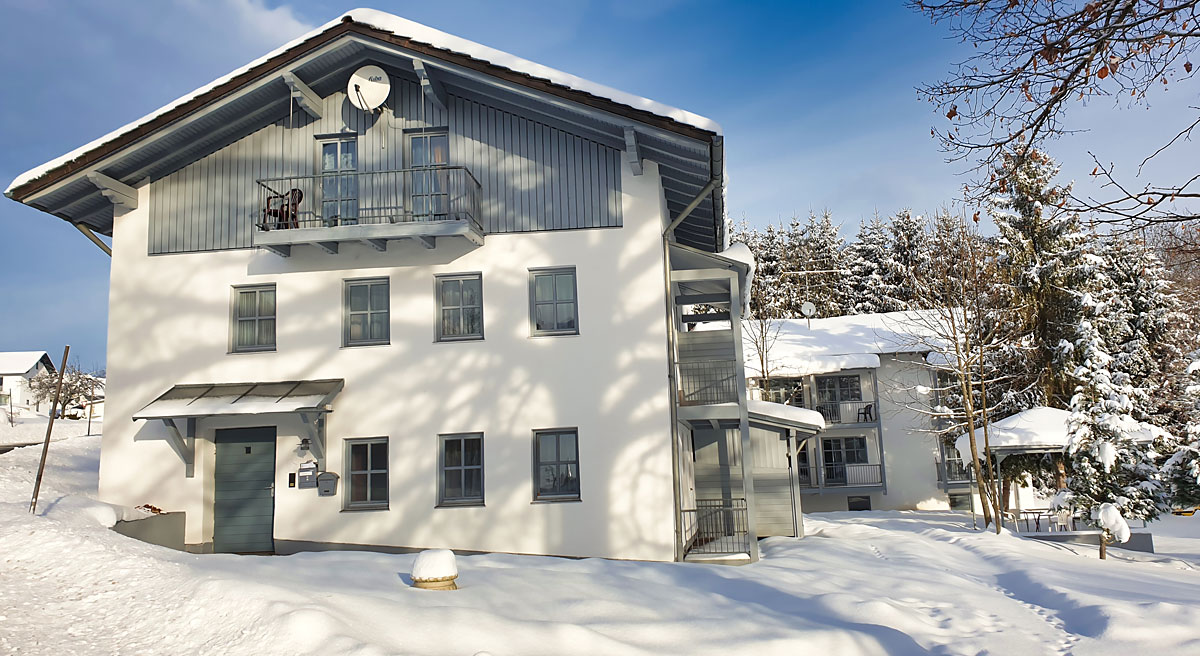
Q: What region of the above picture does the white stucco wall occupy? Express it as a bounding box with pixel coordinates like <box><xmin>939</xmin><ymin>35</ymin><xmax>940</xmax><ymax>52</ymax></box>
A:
<box><xmin>99</xmin><ymin>160</ymin><xmax>678</xmax><ymax>561</ymax></box>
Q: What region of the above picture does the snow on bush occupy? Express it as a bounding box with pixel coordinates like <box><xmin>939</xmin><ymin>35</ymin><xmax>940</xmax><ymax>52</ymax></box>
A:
<box><xmin>1093</xmin><ymin>503</ymin><xmax>1131</xmax><ymax>543</ymax></box>
<box><xmin>411</xmin><ymin>549</ymin><xmax>458</xmax><ymax>581</ymax></box>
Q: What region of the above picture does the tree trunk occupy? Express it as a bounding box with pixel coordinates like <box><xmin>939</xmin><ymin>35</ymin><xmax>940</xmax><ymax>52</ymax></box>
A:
<box><xmin>1099</xmin><ymin>534</ymin><xmax>1108</xmax><ymax>560</ymax></box>
<box><xmin>1055</xmin><ymin>458</ymin><xmax>1067</xmax><ymax>490</ymax></box>
<box><xmin>1001</xmin><ymin>477</ymin><xmax>1012</xmax><ymax>514</ymax></box>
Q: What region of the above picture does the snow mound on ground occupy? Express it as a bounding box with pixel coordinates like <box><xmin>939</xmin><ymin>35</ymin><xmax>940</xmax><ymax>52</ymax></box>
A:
<box><xmin>1095</xmin><ymin>503</ymin><xmax>1132</xmax><ymax>543</ymax></box>
<box><xmin>411</xmin><ymin>549</ymin><xmax>458</xmax><ymax>580</ymax></box>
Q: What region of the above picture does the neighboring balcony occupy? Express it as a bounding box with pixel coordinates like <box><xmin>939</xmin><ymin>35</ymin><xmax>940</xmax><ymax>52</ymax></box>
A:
<box><xmin>796</xmin><ymin>463</ymin><xmax>884</xmax><ymax>489</ymax></box>
<box><xmin>678</xmin><ymin>359</ymin><xmax>740</xmax><ymax>406</ymax></box>
<box><xmin>252</xmin><ymin>167</ymin><xmax>484</xmax><ymax>257</ymax></box>
<box><xmin>814</xmin><ymin>400</ymin><xmax>878</xmax><ymax>425</ymax></box>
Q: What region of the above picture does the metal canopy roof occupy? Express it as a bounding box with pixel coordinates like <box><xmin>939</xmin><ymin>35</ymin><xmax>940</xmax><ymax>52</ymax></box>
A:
<box><xmin>9</xmin><ymin>19</ymin><xmax>724</xmax><ymax>252</ymax></box>
<box><xmin>132</xmin><ymin>379</ymin><xmax>344</xmax><ymax>420</ymax></box>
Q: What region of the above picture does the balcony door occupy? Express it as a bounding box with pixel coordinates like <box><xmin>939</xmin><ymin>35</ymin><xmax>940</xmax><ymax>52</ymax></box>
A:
<box><xmin>407</xmin><ymin>130</ymin><xmax>449</xmax><ymax>221</ymax></box>
<box><xmin>822</xmin><ymin>436</ymin><xmax>868</xmax><ymax>485</ymax></box>
<box><xmin>815</xmin><ymin>374</ymin><xmax>862</xmax><ymax>423</ymax></box>
<box><xmin>320</xmin><ymin>138</ymin><xmax>358</xmax><ymax>226</ymax></box>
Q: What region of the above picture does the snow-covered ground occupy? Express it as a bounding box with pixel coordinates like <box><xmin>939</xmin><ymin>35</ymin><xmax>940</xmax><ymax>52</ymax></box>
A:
<box><xmin>0</xmin><ymin>412</ymin><xmax>101</xmax><ymax>447</ymax></box>
<box><xmin>2</xmin><ymin>437</ymin><xmax>1199</xmax><ymax>655</ymax></box>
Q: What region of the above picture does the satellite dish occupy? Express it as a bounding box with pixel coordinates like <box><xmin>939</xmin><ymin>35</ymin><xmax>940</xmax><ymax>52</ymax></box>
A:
<box><xmin>347</xmin><ymin>65</ymin><xmax>390</xmax><ymax>111</ymax></box>
<box><xmin>800</xmin><ymin>301</ymin><xmax>817</xmax><ymax>318</ymax></box>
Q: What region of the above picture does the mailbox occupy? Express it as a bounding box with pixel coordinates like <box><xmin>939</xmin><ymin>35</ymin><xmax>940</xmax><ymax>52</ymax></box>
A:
<box><xmin>316</xmin><ymin>472</ymin><xmax>339</xmax><ymax>497</ymax></box>
<box><xmin>297</xmin><ymin>461</ymin><xmax>318</xmax><ymax>489</ymax></box>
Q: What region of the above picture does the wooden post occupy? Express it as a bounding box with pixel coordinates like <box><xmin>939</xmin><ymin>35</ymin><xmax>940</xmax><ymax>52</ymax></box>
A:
<box><xmin>30</xmin><ymin>345</ymin><xmax>70</xmax><ymax>514</ymax></box>
<box><xmin>86</xmin><ymin>377</ymin><xmax>94</xmax><ymax>436</ymax></box>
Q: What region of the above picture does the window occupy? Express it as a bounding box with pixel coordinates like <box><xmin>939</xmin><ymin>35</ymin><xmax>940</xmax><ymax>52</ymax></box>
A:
<box><xmin>344</xmin><ymin>279</ymin><xmax>389</xmax><ymax>346</ymax></box>
<box><xmin>949</xmin><ymin>494</ymin><xmax>972</xmax><ymax>511</ymax></box>
<box><xmin>346</xmin><ymin>438</ymin><xmax>388</xmax><ymax>510</ymax></box>
<box><xmin>232</xmin><ymin>285</ymin><xmax>276</xmax><ymax>352</ymax></box>
<box><xmin>534</xmin><ymin>429</ymin><xmax>580</xmax><ymax>501</ymax></box>
<box><xmin>761</xmin><ymin>377</ymin><xmax>804</xmax><ymax>406</ymax></box>
<box><xmin>436</xmin><ymin>274</ymin><xmax>483</xmax><ymax>341</ymax></box>
<box><xmin>529</xmin><ymin>268</ymin><xmax>578</xmax><ymax>336</ymax></box>
<box><xmin>847</xmin><ymin>495</ymin><xmax>872</xmax><ymax>511</ymax></box>
<box><xmin>438</xmin><ymin>433</ymin><xmax>483</xmax><ymax>506</ymax></box>
<box><xmin>822</xmin><ymin>436</ymin><xmax>869</xmax><ymax>485</ymax></box>
<box><xmin>320</xmin><ymin>137</ymin><xmax>358</xmax><ymax>226</ymax></box>
<box><xmin>816</xmin><ymin>375</ymin><xmax>862</xmax><ymax>403</ymax></box>
<box><xmin>407</xmin><ymin>130</ymin><xmax>449</xmax><ymax>220</ymax></box>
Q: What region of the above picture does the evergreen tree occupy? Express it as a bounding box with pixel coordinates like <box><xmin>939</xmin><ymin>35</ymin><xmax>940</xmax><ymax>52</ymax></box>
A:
<box><xmin>1164</xmin><ymin>358</ymin><xmax>1200</xmax><ymax>507</ymax></box>
<box><xmin>845</xmin><ymin>216</ymin><xmax>892</xmax><ymax>315</ymax></box>
<box><xmin>879</xmin><ymin>209</ymin><xmax>928</xmax><ymax>311</ymax></box>
<box><xmin>795</xmin><ymin>210</ymin><xmax>850</xmax><ymax>317</ymax></box>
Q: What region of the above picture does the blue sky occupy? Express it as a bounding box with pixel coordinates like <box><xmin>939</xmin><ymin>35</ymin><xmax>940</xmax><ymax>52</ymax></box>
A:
<box><xmin>1</xmin><ymin>0</ymin><xmax>1193</xmax><ymax>368</ymax></box>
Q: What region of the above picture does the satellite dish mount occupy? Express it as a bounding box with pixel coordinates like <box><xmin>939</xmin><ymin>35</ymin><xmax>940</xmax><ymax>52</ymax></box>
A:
<box><xmin>348</xmin><ymin>65</ymin><xmax>390</xmax><ymax>112</ymax></box>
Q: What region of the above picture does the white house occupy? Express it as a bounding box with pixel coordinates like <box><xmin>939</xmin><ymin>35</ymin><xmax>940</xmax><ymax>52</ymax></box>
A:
<box><xmin>744</xmin><ymin>311</ymin><xmax>957</xmax><ymax>513</ymax></box>
<box><xmin>0</xmin><ymin>351</ymin><xmax>56</xmax><ymax>411</ymax></box>
<box><xmin>6</xmin><ymin>10</ymin><xmax>820</xmax><ymax>562</ymax></box>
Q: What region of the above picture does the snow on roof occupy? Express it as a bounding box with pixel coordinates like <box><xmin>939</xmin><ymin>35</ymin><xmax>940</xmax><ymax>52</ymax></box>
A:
<box><xmin>953</xmin><ymin>406</ymin><xmax>1163</xmax><ymax>460</ymax></box>
<box><xmin>7</xmin><ymin>8</ymin><xmax>719</xmax><ymax>195</ymax></box>
<box><xmin>0</xmin><ymin>351</ymin><xmax>51</xmax><ymax>376</ymax></box>
<box><xmin>747</xmin><ymin>399</ymin><xmax>825</xmax><ymax>431</ymax></box>
<box><xmin>756</xmin><ymin>310</ymin><xmax>943</xmax><ymax>377</ymax></box>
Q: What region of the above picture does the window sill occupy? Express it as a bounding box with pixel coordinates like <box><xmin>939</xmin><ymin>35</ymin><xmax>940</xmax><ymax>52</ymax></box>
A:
<box><xmin>341</xmin><ymin>505</ymin><xmax>389</xmax><ymax>512</ymax></box>
<box><xmin>435</xmin><ymin>501</ymin><xmax>485</xmax><ymax>508</ymax></box>
<box><xmin>342</xmin><ymin>342</ymin><xmax>390</xmax><ymax>349</ymax></box>
<box><xmin>435</xmin><ymin>336</ymin><xmax>484</xmax><ymax>344</ymax></box>
<box><xmin>531</xmin><ymin>497</ymin><xmax>582</xmax><ymax>504</ymax></box>
<box><xmin>529</xmin><ymin>332</ymin><xmax>580</xmax><ymax>339</ymax></box>
<box><xmin>228</xmin><ymin>348</ymin><xmax>276</xmax><ymax>355</ymax></box>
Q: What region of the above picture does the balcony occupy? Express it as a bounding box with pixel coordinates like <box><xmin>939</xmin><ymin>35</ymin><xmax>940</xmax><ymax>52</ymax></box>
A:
<box><xmin>678</xmin><ymin>359</ymin><xmax>740</xmax><ymax>406</ymax></box>
<box><xmin>814</xmin><ymin>400</ymin><xmax>877</xmax><ymax>425</ymax></box>
<box><xmin>252</xmin><ymin>167</ymin><xmax>484</xmax><ymax>257</ymax></box>
<box><xmin>796</xmin><ymin>463</ymin><xmax>883</xmax><ymax>488</ymax></box>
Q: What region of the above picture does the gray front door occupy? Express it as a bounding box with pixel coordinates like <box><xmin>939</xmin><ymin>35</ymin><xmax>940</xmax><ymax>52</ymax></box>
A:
<box><xmin>214</xmin><ymin>427</ymin><xmax>276</xmax><ymax>553</ymax></box>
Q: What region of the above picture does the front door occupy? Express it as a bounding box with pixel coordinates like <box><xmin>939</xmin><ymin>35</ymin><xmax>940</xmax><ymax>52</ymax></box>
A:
<box><xmin>214</xmin><ymin>427</ymin><xmax>276</xmax><ymax>553</ymax></box>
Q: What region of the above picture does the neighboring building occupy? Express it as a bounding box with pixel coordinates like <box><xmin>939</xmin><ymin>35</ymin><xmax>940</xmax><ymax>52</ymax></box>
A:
<box><xmin>6</xmin><ymin>10</ymin><xmax>819</xmax><ymax>562</ymax></box>
<box><xmin>0</xmin><ymin>351</ymin><xmax>55</xmax><ymax>410</ymax></box>
<box><xmin>744</xmin><ymin>311</ymin><xmax>955</xmax><ymax>513</ymax></box>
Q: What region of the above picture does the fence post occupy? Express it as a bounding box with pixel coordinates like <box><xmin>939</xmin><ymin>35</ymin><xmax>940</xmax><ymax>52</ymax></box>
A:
<box><xmin>30</xmin><ymin>345</ymin><xmax>70</xmax><ymax>514</ymax></box>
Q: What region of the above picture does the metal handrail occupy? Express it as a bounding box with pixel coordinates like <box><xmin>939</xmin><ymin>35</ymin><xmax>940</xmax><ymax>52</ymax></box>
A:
<box><xmin>682</xmin><ymin>498</ymin><xmax>750</xmax><ymax>555</ymax></box>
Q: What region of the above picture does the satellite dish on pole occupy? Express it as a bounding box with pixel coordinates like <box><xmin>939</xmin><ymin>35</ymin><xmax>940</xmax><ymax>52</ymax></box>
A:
<box><xmin>347</xmin><ymin>65</ymin><xmax>390</xmax><ymax>111</ymax></box>
<box><xmin>800</xmin><ymin>301</ymin><xmax>817</xmax><ymax>317</ymax></box>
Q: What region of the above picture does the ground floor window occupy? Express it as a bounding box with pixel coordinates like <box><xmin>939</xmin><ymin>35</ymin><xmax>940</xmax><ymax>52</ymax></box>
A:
<box><xmin>847</xmin><ymin>495</ymin><xmax>872</xmax><ymax>511</ymax></box>
<box><xmin>822</xmin><ymin>436</ymin><xmax>868</xmax><ymax>484</ymax></box>
<box><xmin>345</xmin><ymin>438</ymin><xmax>388</xmax><ymax>510</ymax></box>
<box><xmin>439</xmin><ymin>433</ymin><xmax>484</xmax><ymax>506</ymax></box>
<box><xmin>534</xmin><ymin>429</ymin><xmax>580</xmax><ymax>501</ymax></box>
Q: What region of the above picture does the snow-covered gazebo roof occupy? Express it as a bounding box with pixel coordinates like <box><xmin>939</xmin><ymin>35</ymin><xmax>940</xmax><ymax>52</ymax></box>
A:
<box><xmin>953</xmin><ymin>406</ymin><xmax>1166</xmax><ymax>461</ymax></box>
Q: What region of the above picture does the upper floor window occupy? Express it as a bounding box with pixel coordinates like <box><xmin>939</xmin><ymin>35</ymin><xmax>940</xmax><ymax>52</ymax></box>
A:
<box><xmin>407</xmin><ymin>130</ymin><xmax>449</xmax><ymax>220</ymax></box>
<box><xmin>436</xmin><ymin>274</ymin><xmax>483</xmax><ymax>341</ymax></box>
<box><xmin>816</xmin><ymin>374</ymin><xmax>862</xmax><ymax>403</ymax></box>
<box><xmin>232</xmin><ymin>284</ymin><xmax>276</xmax><ymax>352</ymax></box>
<box><xmin>529</xmin><ymin>267</ymin><xmax>578</xmax><ymax>336</ymax></box>
<box><xmin>344</xmin><ymin>278</ymin><xmax>389</xmax><ymax>347</ymax></box>
<box><xmin>761</xmin><ymin>377</ymin><xmax>804</xmax><ymax>407</ymax></box>
<box><xmin>320</xmin><ymin>137</ymin><xmax>358</xmax><ymax>225</ymax></box>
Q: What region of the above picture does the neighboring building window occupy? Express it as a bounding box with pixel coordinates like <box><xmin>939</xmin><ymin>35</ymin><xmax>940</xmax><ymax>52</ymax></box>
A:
<box><xmin>529</xmin><ymin>268</ymin><xmax>578</xmax><ymax>336</ymax></box>
<box><xmin>346</xmin><ymin>438</ymin><xmax>388</xmax><ymax>510</ymax></box>
<box><xmin>815</xmin><ymin>374</ymin><xmax>863</xmax><ymax>422</ymax></box>
<box><xmin>534</xmin><ymin>429</ymin><xmax>580</xmax><ymax>501</ymax></box>
<box><xmin>344</xmin><ymin>278</ymin><xmax>389</xmax><ymax>346</ymax></box>
<box><xmin>407</xmin><ymin>130</ymin><xmax>449</xmax><ymax>219</ymax></box>
<box><xmin>436</xmin><ymin>274</ymin><xmax>483</xmax><ymax>341</ymax></box>
<box><xmin>232</xmin><ymin>285</ymin><xmax>276</xmax><ymax>352</ymax></box>
<box><xmin>438</xmin><ymin>433</ymin><xmax>483</xmax><ymax>506</ymax></box>
<box><xmin>847</xmin><ymin>495</ymin><xmax>872</xmax><ymax>511</ymax></box>
<box><xmin>761</xmin><ymin>377</ymin><xmax>804</xmax><ymax>406</ymax></box>
<box><xmin>949</xmin><ymin>494</ymin><xmax>972</xmax><ymax>511</ymax></box>
<box><xmin>822</xmin><ymin>436</ymin><xmax>869</xmax><ymax>485</ymax></box>
<box><xmin>320</xmin><ymin>137</ymin><xmax>358</xmax><ymax>225</ymax></box>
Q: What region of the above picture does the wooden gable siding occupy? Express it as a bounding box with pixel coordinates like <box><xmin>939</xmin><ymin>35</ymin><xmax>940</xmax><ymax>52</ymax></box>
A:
<box><xmin>148</xmin><ymin>79</ymin><xmax>622</xmax><ymax>254</ymax></box>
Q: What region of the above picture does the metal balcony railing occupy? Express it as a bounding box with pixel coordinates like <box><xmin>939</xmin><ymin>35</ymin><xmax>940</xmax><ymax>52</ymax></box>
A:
<box><xmin>682</xmin><ymin>498</ymin><xmax>751</xmax><ymax>555</ymax></box>
<box><xmin>796</xmin><ymin>463</ymin><xmax>882</xmax><ymax>488</ymax></box>
<box><xmin>814</xmin><ymin>400</ymin><xmax>877</xmax><ymax>425</ymax></box>
<box><xmin>678</xmin><ymin>360</ymin><xmax>740</xmax><ymax>406</ymax></box>
<box><xmin>255</xmin><ymin>166</ymin><xmax>482</xmax><ymax>233</ymax></box>
<box><xmin>939</xmin><ymin>457</ymin><xmax>974</xmax><ymax>483</ymax></box>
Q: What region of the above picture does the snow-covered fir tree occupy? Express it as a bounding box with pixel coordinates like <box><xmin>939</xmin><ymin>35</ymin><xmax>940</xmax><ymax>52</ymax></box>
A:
<box><xmin>845</xmin><ymin>215</ymin><xmax>892</xmax><ymax>314</ymax></box>
<box><xmin>793</xmin><ymin>210</ymin><xmax>850</xmax><ymax>317</ymax></box>
<box><xmin>988</xmin><ymin>147</ymin><xmax>1090</xmax><ymax>408</ymax></box>
<box><xmin>1164</xmin><ymin>358</ymin><xmax>1200</xmax><ymax>507</ymax></box>
<box><xmin>879</xmin><ymin>209</ymin><xmax>928</xmax><ymax>311</ymax></box>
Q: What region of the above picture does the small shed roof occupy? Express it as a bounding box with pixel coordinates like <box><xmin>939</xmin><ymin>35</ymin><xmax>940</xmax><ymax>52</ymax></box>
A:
<box><xmin>747</xmin><ymin>399</ymin><xmax>825</xmax><ymax>433</ymax></box>
<box><xmin>133</xmin><ymin>379</ymin><xmax>344</xmax><ymax>420</ymax></box>
<box><xmin>0</xmin><ymin>351</ymin><xmax>55</xmax><ymax>376</ymax></box>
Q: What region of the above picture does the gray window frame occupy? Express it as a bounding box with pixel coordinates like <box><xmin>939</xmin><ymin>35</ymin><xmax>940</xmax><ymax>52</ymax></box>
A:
<box><xmin>528</xmin><ymin>267</ymin><xmax>579</xmax><ymax>336</ymax></box>
<box><xmin>230</xmin><ymin>284</ymin><xmax>277</xmax><ymax>353</ymax></box>
<box><xmin>317</xmin><ymin>134</ymin><xmax>359</xmax><ymax>226</ymax></box>
<box><xmin>532</xmin><ymin>428</ymin><xmax>581</xmax><ymax>502</ymax></box>
<box><xmin>815</xmin><ymin>374</ymin><xmax>862</xmax><ymax>403</ymax></box>
<box><xmin>437</xmin><ymin>432</ymin><xmax>484</xmax><ymax>507</ymax></box>
<box><xmin>344</xmin><ymin>437</ymin><xmax>389</xmax><ymax>511</ymax></box>
<box><xmin>405</xmin><ymin>128</ymin><xmax>450</xmax><ymax>220</ymax></box>
<box><xmin>343</xmin><ymin>278</ymin><xmax>390</xmax><ymax>347</ymax></box>
<box><xmin>435</xmin><ymin>273</ymin><xmax>484</xmax><ymax>342</ymax></box>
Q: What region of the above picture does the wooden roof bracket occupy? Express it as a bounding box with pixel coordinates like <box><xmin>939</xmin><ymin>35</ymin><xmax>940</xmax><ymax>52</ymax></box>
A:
<box><xmin>85</xmin><ymin>172</ymin><xmax>137</xmax><ymax>211</ymax></box>
<box><xmin>413</xmin><ymin>59</ymin><xmax>448</xmax><ymax>113</ymax></box>
<box><xmin>72</xmin><ymin>222</ymin><xmax>112</xmax><ymax>256</ymax></box>
<box><xmin>624</xmin><ymin>126</ymin><xmax>643</xmax><ymax>176</ymax></box>
<box><xmin>161</xmin><ymin>417</ymin><xmax>196</xmax><ymax>478</ymax></box>
<box><xmin>282</xmin><ymin>72</ymin><xmax>323</xmax><ymax>119</ymax></box>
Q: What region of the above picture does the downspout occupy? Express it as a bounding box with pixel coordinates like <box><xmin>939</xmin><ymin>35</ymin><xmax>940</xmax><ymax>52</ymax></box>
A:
<box><xmin>662</xmin><ymin>177</ymin><xmax>718</xmax><ymax>562</ymax></box>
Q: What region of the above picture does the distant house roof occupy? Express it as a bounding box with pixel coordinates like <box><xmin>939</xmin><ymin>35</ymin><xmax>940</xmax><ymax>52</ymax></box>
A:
<box><xmin>0</xmin><ymin>351</ymin><xmax>55</xmax><ymax>376</ymax></box>
<box><xmin>953</xmin><ymin>406</ymin><xmax>1166</xmax><ymax>460</ymax></box>
<box><xmin>751</xmin><ymin>310</ymin><xmax>944</xmax><ymax>377</ymax></box>
<box><xmin>5</xmin><ymin>8</ymin><xmax>724</xmax><ymax>251</ymax></box>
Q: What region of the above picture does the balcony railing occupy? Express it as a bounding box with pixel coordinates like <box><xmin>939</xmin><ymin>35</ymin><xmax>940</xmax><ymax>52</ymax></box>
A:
<box><xmin>255</xmin><ymin>166</ymin><xmax>482</xmax><ymax>233</ymax></box>
<box><xmin>814</xmin><ymin>400</ymin><xmax>877</xmax><ymax>425</ymax></box>
<box><xmin>682</xmin><ymin>498</ymin><xmax>751</xmax><ymax>555</ymax></box>
<box><xmin>939</xmin><ymin>457</ymin><xmax>974</xmax><ymax>483</ymax></box>
<box><xmin>678</xmin><ymin>360</ymin><xmax>740</xmax><ymax>406</ymax></box>
<box><xmin>797</xmin><ymin>463</ymin><xmax>882</xmax><ymax>488</ymax></box>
